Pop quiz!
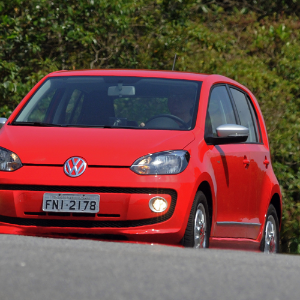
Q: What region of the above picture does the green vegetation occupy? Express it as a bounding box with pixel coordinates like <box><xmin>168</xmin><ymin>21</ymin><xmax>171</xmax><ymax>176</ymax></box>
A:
<box><xmin>1</xmin><ymin>0</ymin><xmax>300</xmax><ymax>252</ymax></box>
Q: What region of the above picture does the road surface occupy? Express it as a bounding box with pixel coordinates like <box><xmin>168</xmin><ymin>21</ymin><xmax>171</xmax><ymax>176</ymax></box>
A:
<box><xmin>0</xmin><ymin>234</ymin><xmax>299</xmax><ymax>300</ymax></box>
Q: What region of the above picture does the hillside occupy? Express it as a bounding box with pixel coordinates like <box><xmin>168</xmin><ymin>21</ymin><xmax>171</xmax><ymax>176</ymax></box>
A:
<box><xmin>1</xmin><ymin>0</ymin><xmax>300</xmax><ymax>253</ymax></box>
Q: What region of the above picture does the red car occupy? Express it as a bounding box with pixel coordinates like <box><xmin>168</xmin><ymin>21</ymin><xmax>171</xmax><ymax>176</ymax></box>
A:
<box><xmin>0</xmin><ymin>70</ymin><xmax>281</xmax><ymax>253</ymax></box>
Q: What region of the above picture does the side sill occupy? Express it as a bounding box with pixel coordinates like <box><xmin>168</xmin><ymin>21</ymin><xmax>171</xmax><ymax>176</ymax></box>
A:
<box><xmin>214</xmin><ymin>222</ymin><xmax>262</xmax><ymax>240</ymax></box>
<box><xmin>216</xmin><ymin>222</ymin><xmax>261</xmax><ymax>227</ymax></box>
<box><xmin>209</xmin><ymin>237</ymin><xmax>260</xmax><ymax>252</ymax></box>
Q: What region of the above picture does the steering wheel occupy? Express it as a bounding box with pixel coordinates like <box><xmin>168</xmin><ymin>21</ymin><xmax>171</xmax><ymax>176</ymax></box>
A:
<box><xmin>145</xmin><ymin>114</ymin><xmax>187</xmax><ymax>128</ymax></box>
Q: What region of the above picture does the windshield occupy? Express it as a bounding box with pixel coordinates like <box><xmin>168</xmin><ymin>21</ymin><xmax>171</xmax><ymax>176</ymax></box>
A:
<box><xmin>13</xmin><ymin>76</ymin><xmax>202</xmax><ymax>130</ymax></box>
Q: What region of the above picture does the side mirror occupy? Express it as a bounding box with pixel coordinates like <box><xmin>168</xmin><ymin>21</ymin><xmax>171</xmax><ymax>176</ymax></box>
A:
<box><xmin>205</xmin><ymin>124</ymin><xmax>249</xmax><ymax>145</ymax></box>
<box><xmin>0</xmin><ymin>118</ymin><xmax>7</xmax><ymax>129</ymax></box>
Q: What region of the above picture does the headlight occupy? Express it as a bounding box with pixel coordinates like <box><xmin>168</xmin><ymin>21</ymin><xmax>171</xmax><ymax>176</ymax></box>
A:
<box><xmin>130</xmin><ymin>150</ymin><xmax>189</xmax><ymax>175</ymax></box>
<box><xmin>0</xmin><ymin>147</ymin><xmax>22</xmax><ymax>171</ymax></box>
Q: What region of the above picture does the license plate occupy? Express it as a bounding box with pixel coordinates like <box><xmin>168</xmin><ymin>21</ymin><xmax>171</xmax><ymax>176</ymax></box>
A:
<box><xmin>42</xmin><ymin>193</ymin><xmax>100</xmax><ymax>213</ymax></box>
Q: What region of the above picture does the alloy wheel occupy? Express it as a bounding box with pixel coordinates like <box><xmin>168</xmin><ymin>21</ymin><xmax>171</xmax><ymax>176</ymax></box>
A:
<box><xmin>264</xmin><ymin>215</ymin><xmax>277</xmax><ymax>253</ymax></box>
<box><xmin>194</xmin><ymin>203</ymin><xmax>207</xmax><ymax>248</ymax></box>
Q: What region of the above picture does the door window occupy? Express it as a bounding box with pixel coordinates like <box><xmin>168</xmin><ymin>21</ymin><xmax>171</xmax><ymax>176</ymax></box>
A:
<box><xmin>230</xmin><ymin>88</ymin><xmax>258</xmax><ymax>143</ymax></box>
<box><xmin>246</xmin><ymin>95</ymin><xmax>262</xmax><ymax>143</ymax></box>
<box><xmin>206</xmin><ymin>85</ymin><xmax>237</xmax><ymax>136</ymax></box>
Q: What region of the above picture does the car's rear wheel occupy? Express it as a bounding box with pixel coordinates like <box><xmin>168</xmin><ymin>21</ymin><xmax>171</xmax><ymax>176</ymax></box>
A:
<box><xmin>182</xmin><ymin>191</ymin><xmax>210</xmax><ymax>248</ymax></box>
<box><xmin>260</xmin><ymin>204</ymin><xmax>280</xmax><ymax>253</ymax></box>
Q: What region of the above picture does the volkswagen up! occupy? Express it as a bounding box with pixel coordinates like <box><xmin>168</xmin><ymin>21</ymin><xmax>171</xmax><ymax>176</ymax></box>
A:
<box><xmin>0</xmin><ymin>70</ymin><xmax>282</xmax><ymax>252</ymax></box>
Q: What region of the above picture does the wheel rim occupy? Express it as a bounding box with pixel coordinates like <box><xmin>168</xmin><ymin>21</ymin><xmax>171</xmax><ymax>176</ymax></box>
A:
<box><xmin>194</xmin><ymin>203</ymin><xmax>207</xmax><ymax>248</ymax></box>
<box><xmin>264</xmin><ymin>215</ymin><xmax>277</xmax><ymax>253</ymax></box>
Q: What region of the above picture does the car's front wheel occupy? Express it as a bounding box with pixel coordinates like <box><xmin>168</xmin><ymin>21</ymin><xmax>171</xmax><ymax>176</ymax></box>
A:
<box><xmin>260</xmin><ymin>204</ymin><xmax>280</xmax><ymax>253</ymax></box>
<box><xmin>182</xmin><ymin>191</ymin><xmax>210</xmax><ymax>248</ymax></box>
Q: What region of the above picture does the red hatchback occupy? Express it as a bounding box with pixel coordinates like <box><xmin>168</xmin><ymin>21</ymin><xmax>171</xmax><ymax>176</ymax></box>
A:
<box><xmin>0</xmin><ymin>70</ymin><xmax>282</xmax><ymax>252</ymax></box>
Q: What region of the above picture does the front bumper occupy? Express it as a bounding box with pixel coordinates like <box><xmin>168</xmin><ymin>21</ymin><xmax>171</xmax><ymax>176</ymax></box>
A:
<box><xmin>0</xmin><ymin>166</ymin><xmax>196</xmax><ymax>244</ymax></box>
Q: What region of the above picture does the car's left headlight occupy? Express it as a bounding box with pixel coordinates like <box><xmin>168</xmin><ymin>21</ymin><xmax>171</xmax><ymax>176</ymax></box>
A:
<box><xmin>130</xmin><ymin>150</ymin><xmax>189</xmax><ymax>175</ymax></box>
<box><xmin>0</xmin><ymin>147</ymin><xmax>22</xmax><ymax>171</ymax></box>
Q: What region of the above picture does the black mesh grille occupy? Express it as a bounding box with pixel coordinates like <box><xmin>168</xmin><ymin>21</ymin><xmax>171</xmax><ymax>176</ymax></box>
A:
<box><xmin>0</xmin><ymin>185</ymin><xmax>177</xmax><ymax>228</ymax></box>
<box><xmin>0</xmin><ymin>184</ymin><xmax>174</xmax><ymax>194</ymax></box>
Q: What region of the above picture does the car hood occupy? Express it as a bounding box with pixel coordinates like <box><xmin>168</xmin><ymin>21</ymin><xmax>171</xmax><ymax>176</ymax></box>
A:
<box><xmin>0</xmin><ymin>126</ymin><xmax>195</xmax><ymax>166</ymax></box>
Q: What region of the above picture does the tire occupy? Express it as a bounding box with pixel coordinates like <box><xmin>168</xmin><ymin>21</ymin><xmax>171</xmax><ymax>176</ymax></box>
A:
<box><xmin>182</xmin><ymin>191</ymin><xmax>210</xmax><ymax>248</ymax></box>
<box><xmin>260</xmin><ymin>204</ymin><xmax>280</xmax><ymax>253</ymax></box>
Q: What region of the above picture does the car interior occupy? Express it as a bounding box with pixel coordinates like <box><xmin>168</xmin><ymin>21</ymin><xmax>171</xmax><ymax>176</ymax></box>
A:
<box><xmin>15</xmin><ymin>77</ymin><xmax>201</xmax><ymax>130</ymax></box>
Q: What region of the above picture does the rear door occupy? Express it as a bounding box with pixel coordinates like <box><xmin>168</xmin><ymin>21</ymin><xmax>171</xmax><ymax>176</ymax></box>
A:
<box><xmin>229</xmin><ymin>87</ymin><xmax>266</xmax><ymax>239</ymax></box>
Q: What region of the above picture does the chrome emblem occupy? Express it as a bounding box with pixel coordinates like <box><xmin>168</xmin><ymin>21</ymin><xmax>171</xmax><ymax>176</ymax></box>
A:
<box><xmin>64</xmin><ymin>157</ymin><xmax>87</xmax><ymax>177</ymax></box>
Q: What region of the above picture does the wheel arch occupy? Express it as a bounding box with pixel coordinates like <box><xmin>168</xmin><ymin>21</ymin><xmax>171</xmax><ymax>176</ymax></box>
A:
<box><xmin>270</xmin><ymin>193</ymin><xmax>282</xmax><ymax>228</ymax></box>
<box><xmin>197</xmin><ymin>181</ymin><xmax>213</xmax><ymax>230</ymax></box>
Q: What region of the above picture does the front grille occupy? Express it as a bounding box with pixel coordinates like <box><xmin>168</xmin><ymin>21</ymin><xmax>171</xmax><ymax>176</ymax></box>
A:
<box><xmin>0</xmin><ymin>184</ymin><xmax>173</xmax><ymax>195</ymax></box>
<box><xmin>24</xmin><ymin>212</ymin><xmax>121</xmax><ymax>218</ymax></box>
<box><xmin>48</xmin><ymin>212</ymin><xmax>71</xmax><ymax>217</ymax></box>
<box><xmin>48</xmin><ymin>233</ymin><xmax>129</xmax><ymax>241</ymax></box>
<box><xmin>0</xmin><ymin>185</ymin><xmax>177</xmax><ymax>228</ymax></box>
<box><xmin>24</xmin><ymin>212</ymin><xmax>46</xmax><ymax>216</ymax></box>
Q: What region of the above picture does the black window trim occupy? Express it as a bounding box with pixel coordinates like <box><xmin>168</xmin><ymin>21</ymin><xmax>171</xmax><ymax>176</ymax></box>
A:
<box><xmin>245</xmin><ymin>93</ymin><xmax>263</xmax><ymax>144</ymax></box>
<box><xmin>205</xmin><ymin>83</ymin><xmax>264</xmax><ymax>145</ymax></box>
<box><xmin>227</xmin><ymin>85</ymin><xmax>263</xmax><ymax>145</ymax></box>
<box><xmin>11</xmin><ymin>76</ymin><xmax>202</xmax><ymax>132</ymax></box>
<box><xmin>205</xmin><ymin>83</ymin><xmax>239</xmax><ymax>128</ymax></box>
<box><xmin>225</xmin><ymin>84</ymin><xmax>241</xmax><ymax>125</ymax></box>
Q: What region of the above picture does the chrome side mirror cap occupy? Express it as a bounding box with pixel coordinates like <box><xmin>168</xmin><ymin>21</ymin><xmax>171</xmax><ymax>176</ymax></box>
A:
<box><xmin>0</xmin><ymin>118</ymin><xmax>7</xmax><ymax>129</ymax></box>
<box><xmin>205</xmin><ymin>124</ymin><xmax>249</xmax><ymax>145</ymax></box>
<box><xmin>216</xmin><ymin>124</ymin><xmax>249</xmax><ymax>138</ymax></box>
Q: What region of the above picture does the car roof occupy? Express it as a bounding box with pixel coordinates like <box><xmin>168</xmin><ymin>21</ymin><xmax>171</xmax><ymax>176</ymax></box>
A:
<box><xmin>45</xmin><ymin>69</ymin><xmax>251</xmax><ymax>96</ymax></box>
<box><xmin>46</xmin><ymin>69</ymin><xmax>209</xmax><ymax>81</ymax></box>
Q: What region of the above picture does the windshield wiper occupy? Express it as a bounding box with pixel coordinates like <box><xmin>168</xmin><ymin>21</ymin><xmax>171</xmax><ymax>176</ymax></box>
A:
<box><xmin>62</xmin><ymin>124</ymin><xmax>113</xmax><ymax>128</ymax></box>
<box><xmin>62</xmin><ymin>125</ymin><xmax>138</xmax><ymax>128</ymax></box>
<box><xmin>11</xmin><ymin>122</ymin><xmax>140</xmax><ymax>129</ymax></box>
<box><xmin>111</xmin><ymin>125</ymin><xmax>140</xmax><ymax>129</ymax></box>
<box><xmin>11</xmin><ymin>121</ymin><xmax>63</xmax><ymax>127</ymax></box>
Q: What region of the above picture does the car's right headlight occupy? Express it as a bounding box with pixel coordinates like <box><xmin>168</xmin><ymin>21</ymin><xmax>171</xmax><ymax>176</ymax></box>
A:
<box><xmin>0</xmin><ymin>147</ymin><xmax>22</xmax><ymax>171</ymax></box>
<box><xmin>130</xmin><ymin>150</ymin><xmax>189</xmax><ymax>175</ymax></box>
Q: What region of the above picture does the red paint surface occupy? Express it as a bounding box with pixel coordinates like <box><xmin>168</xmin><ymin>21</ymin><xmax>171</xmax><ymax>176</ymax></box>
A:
<box><xmin>0</xmin><ymin>70</ymin><xmax>282</xmax><ymax>249</ymax></box>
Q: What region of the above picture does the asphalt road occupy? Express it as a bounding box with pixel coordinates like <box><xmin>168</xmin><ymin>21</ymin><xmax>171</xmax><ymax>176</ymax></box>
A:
<box><xmin>0</xmin><ymin>234</ymin><xmax>299</xmax><ymax>300</ymax></box>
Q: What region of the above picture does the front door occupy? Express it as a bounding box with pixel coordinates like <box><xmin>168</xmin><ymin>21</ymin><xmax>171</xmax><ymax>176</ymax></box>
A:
<box><xmin>229</xmin><ymin>88</ymin><xmax>266</xmax><ymax>239</ymax></box>
<box><xmin>205</xmin><ymin>85</ymin><xmax>252</xmax><ymax>238</ymax></box>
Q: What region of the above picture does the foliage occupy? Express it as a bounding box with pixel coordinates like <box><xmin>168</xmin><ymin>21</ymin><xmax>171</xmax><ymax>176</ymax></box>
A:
<box><xmin>197</xmin><ymin>0</ymin><xmax>300</xmax><ymax>18</ymax></box>
<box><xmin>1</xmin><ymin>0</ymin><xmax>300</xmax><ymax>252</ymax></box>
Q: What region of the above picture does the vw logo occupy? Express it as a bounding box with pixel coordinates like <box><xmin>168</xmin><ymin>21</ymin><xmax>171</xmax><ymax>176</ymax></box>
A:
<box><xmin>64</xmin><ymin>157</ymin><xmax>87</xmax><ymax>177</ymax></box>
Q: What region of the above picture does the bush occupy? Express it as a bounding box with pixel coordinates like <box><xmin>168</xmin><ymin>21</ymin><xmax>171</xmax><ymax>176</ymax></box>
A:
<box><xmin>1</xmin><ymin>0</ymin><xmax>300</xmax><ymax>252</ymax></box>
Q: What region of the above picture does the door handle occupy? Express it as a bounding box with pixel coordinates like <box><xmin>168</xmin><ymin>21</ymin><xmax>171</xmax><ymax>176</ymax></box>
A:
<box><xmin>263</xmin><ymin>157</ymin><xmax>270</xmax><ymax>168</ymax></box>
<box><xmin>243</xmin><ymin>156</ymin><xmax>250</xmax><ymax>168</ymax></box>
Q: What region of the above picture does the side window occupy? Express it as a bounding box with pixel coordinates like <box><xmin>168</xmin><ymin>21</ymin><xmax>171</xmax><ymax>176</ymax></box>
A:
<box><xmin>230</xmin><ymin>88</ymin><xmax>258</xmax><ymax>143</ymax></box>
<box><xmin>206</xmin><ymin>85</ymin><xmax>237</xmax><ymax>136</ymax></box>
<box><xmin>246</xmin><ymin>95</ymin><xmax>262</xmax><ymax>143</ymax></box>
